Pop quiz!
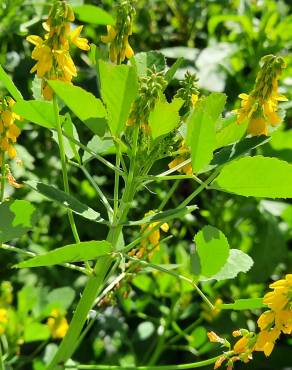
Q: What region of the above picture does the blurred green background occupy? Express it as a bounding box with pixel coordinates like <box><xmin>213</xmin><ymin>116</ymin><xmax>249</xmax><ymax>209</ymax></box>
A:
<box><xmin>0</xmin><ymin>0</ymin><xmax>291</xmax><ymax>369</ymax></box>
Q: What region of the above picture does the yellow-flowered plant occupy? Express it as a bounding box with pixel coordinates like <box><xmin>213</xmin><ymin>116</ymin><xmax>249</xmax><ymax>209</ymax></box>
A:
<box><xmin>131</xmin><ymin>210</ymin><xmax>169</xmax><ymax>260</ymax></box>
<box><xmin>26</xmin><ymin>0</ymin><xmax>90</xmax><ymax>100</ymax></box>
<box><xmin>208</xmin><ymin>275</ymin><xmax>292</xmax><ymax>369</ymax></box>
<box><xmin>235</xmin><ymin>55</ymin><xmax>287</xmax><ymax>136</ymax></box>
<box><xmin>101</xmin><ymin>0</ymin><xmax>135</xmax><ymax>64</ymax></box>
<box><xmin>47</xmin><ymin>308</ymin><xmax>69</xmax><ymax>339</ymax></box>
<box><xmin>0</xmin><ymin>97</ymin><xmax>21</xmax><ymax>165</ymax></box>
<box><xmin>255</xmin><ymin>274</ymin><xmax>292</xmax><ymax>356</ymax></box>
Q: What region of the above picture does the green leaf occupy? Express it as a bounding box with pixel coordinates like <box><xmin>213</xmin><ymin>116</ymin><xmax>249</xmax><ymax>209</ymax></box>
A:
<box><xmin>73</xmin><ymin>5</ymin><xmax>114</xmax><ymax>25</ymax></box>
<box><xmin>13</xmin><ymin>100</ymin><xmax>55</xmax><ymax>129</ymax></box>
<box><xmin>25</xmin><ymin>180</ymin><xmax>105</xmax><ymax>223</ymax></box>
<box><xmin>218</xmin><ymin>298</ymin><xmax>264</xmax><ymax>311</ymax></box>
<box><xmin>201</xmin><ymin>249</ymin><xmax>253</xmax><ymax>281</ymax></box>
<box><xmin>24</xmin><ymin>323</ymin><xmax>50</xmax><ymax>342</ymax></box>
<box><xmin>0</xmin><ymin>64</ymin><xmax>23</xmax><ymax>101</ymax></box>
<box><xmin>131</xmin><ymin>51</ymin><xmax>166</xmax><ymax>77</ymax></box>
<box><xmin>47</xmin><ymin>287</ymin><xmax>75</xmax><ymax>311</ymax></box>
<box><xmin>214</xmin><ymin>156</ymin><xmax>292</xmax><ymax>198</ymax></box>
<box><xmin>52</xmin><ymin>114</ymin><xmax>80</xmax><ymax>161</ymax></box>
<box><xmin>15</xmin><ymin>240</ymin><xmax>112</xmax><ymax>268</ymax></box>
<box><xmin>124</xmin><ymin>205</ymin><xmax>197</xmax><ymax>226</ymax></box>
<box><xmin>201</xmin><ymin>135</ymin><xmax>270</xmax><ymax>173</ymax></box>
<box><xmin>194</xmin><ymin>225</ymin><xmax>229</xmax><ymax>278</ymax></box>
<box><xmin>82</xmin><ymin>136</ymin><xmax>114</xmax><ymax>163</ymax></box>
<box><xmin>99</xmin><ymin>60</ymin><xmax>138</xmax><ymax>135</ymax></box>
<box><xmin>0</xmin><ymin>200</ymin><xmax>37</xmax><ymax>243</ymax></box>
<box><xmin>165</xmin><ymin>57</ymin><xmax>184</xmax><ymax>83</ymax></box>
<box><xmin>187</xmin><ymin>93</ymin><xmax>226</xmax><ymax>173</ymax></box>
<box><xmin>215</xmin><ymin>115</ymin><xmax>248</xmax><ymax>148</ymax></box>
<box><xmin>48</xmin><ymin>81</ymin><xmax>107</xmax><ymax>136</ymax></box>
<box><xmin>149</xmin><ymin>98</ymin><xmax>183</xmax><ymax>139</ymax></box>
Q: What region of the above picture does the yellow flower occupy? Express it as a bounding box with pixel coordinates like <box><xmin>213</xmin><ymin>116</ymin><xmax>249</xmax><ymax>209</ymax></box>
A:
<box><xmin>207</xmin><ymin>331</ymin><xmax>225</xmax><ymax>344</ymax></box>
<box><xmin>47</xmin><ymin>309</ymin><xmax>69</xmax><ymax>339</ymax></box>
<box><xmin>0</xmin><ymin>97</ymin><xmax>22</xmax><ymax>164</ymax></box>
<box><xmin>168</xmin><ymin>141</ymin><xmax>192</xmax><ymax>175</ymax></box>
<box><xmin>140</xmin><ymin>210</ymin><xmax>169</xmax><ymax>259</ymax></box>
<box><xmin>70</xmin><ymin>25</ymin><xmax>90</xmax><ymax>51</ymax></box>
<box><xmin>27</xmin><ymin>0</ymin><xmax>90</xmax><ymax>100</ymax></box>
<box><xmin>0</xmin><ymin>308</ymin><xmax>8</xmax><ymax>334</ymax></box>
<box><xmin>254</xmin><ymin>327</ymin><xmax>280</xmax><ymax>356</ymax></box>
<box><xmin>191</xmin><ymin>93</ymin><xmax>199</xmax><ymax>106</ymax></box>
<box><xmin>235</xmin><ymin>55</ymin><xmax>287</xmax><ymax>136</ymax></box>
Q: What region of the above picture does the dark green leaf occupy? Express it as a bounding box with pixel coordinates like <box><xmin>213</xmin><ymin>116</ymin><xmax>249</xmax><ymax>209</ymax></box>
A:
<box><xmin>25</xmin><ymin>180</ymin><xmax>105</xmax><ymax>223</ymax></box>
<box><xmin>0</xmin><ymin>200</ymin><xmax>37</xmax><ymax>243</ymax></box>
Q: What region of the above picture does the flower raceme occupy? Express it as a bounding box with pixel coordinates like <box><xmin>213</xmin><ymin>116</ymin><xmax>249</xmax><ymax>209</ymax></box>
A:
<box><xmin>255</xmin><ymin>274</ymin><xmax>292</xmax><ymax>356</ymax></box>
<box><xmin>27</xmin><ymin>0</ymin><xmax>90</xmax><ymax>100</ymax></box>
<box><xmin>0</xmin><ymin>97</ymin><xmax>21</xmax><ymax>165</ymax></box>
<box><xmin>235</xmin><ymin>55</ymin><xmax>287</xmax><ymax>136</ymax></box>
<box><xmin>208</xmin><ymin>275</ymin><xmax>292</xmax><ymax>369</ymax></box>
<box><xmin>101</xmin><ymin>0</ymin><xmax>135</xmax><ymax>64</ymax></box>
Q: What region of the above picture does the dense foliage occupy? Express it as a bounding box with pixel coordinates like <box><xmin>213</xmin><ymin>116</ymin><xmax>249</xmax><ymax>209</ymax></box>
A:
<box><xmin>0</xmin><ymin>1</ymin><xmax>291</xmax><ymax>370</ymax></box>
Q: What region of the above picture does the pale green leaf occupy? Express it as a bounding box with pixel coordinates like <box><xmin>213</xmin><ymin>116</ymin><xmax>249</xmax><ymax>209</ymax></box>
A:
<box><xmin>24</xmin><ymin>323</ymin><xmax>50</xmax><ymax>342</ymax></box>
<box><xmin>131</xmin><ymin>51</ymin><xmax>166</xmax><ymax>77</ymax></box>
<box><xmin>13</xmin><ymin>100</ymin><xmax>55</xmax><ymax>129</ymax></box>
<box><xmin>99</xmin><ymin>60</ymin><xmax>138</xmax><ymax>135</ymax></box>
<box><xmin>149</xmin><ymin>98</ymin><xmax>183</xmax><ymax>139</ymax></box>
<box><xmin>194</xmin><ymin>225</ymin><xmax>229</xmax><ymax>278</ymax></box>
<box><xmin>49</xmin><ymin>81</ymin><xmax>107</xmax><ymax>136</ymax></box>
<box><xmin>214</xmin><ymin>156</ymin><xmax>292</xmax><ymax>198</ymax></box>
<box><xmin>15</xmin><ymin>240</ymin><xmax>112</xmax><ymax>268</ymax></box>
<box><xmin>73</xmin><ymin>5</ymin><xmax>114</xmax><ymax>25</ymax></box>
<box><xmin>0</xmin><ymin>64</ymin><xmax>23</xmax><ymax>101</ymax></box>
<box><xmin>201</xmin><ymin>249</ymin><xmax>253</xmax><ymax>281</ymax></box>
<box><xmin>47</xmin><ymin>287</ymin><xmax>75</xmax><ymax>311</ymax></box>
<box><xmin>187</xmin><ymin>93</ymin><xmax>226</xmax><ymax>173</ymax></box>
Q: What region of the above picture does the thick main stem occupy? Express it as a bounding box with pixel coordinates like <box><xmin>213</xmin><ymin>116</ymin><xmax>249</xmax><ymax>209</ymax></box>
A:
<box><xmin>47</xmin><ymin>126</ymin><xmax>140</xmax><ymax>369</ymax></box>
<box><xmin>53</xmin><ymin>95</ymin><xmax>80</xmax><ymax>244</ymax></box>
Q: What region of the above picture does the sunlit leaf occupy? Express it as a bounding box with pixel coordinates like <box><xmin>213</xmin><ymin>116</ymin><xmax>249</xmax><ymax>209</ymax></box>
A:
<box><xmin>15</xmin><ymin>240</ymin><xmax>112</xmax><ymax>268</ymax></box>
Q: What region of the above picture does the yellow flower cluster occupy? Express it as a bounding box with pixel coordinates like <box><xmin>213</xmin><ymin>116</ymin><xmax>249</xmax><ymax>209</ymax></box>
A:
<box><xmin>255</xmin><ymin>274</ymin><xmax>292</xmax><ymax>356</ymax></box>
<box><xmin>208</xmin><ymin>330</ymin><xmax>256</xmax><ymax>369</ymax></box>
<box><xmin>101</xmin><ymin>25</ymin><xmax>134</xmax><ymax>64</ymax></box>
<box><xmin>168</xmin><ymin>141</ymin><xmax>193</xmax><ymax>175</ymax></box>
<box><xmin>101</xmin><ymin>0</ymin><xmax>135</xmax><ymax>64</ymax></box>
<box><xmin>0</xmin><ymin>97</ymin><xmax>21</xmax><ymax>165</ymax></box>
<box><xmin>129</xmin><ymin>210</ymin><xmax>169</xmax><ymax>260</ymax></box>
<box><xmin>208</xmin><ymin>274</ymin><xmax>292</xmax><ymax>369</ymax></box>
<box><xmin>27</xmin><ymin>0</ymin><xmax>90</xmax><ymax>100</ymax></box>
<box><xmin>47</xmin><ymin>308</ymin><xmax>69</xmax><ymax>339</ymax></box>
<box><xmin>235</xmin><ymin>55</ymin><xmax>287</xmax><ymax>136</ymax></box>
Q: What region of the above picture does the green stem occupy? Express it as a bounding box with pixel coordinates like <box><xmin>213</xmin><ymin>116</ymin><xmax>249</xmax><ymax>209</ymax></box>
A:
<box><xmin>62</xmin><ymin>131</ymin><xmax>124</xmax><ymax>176</ymax></box>
<box><xmin>47</xmin><ymin>126</ymin><xmax>141</xmax><ymax>369</ymax></box>
<box><xmin>158</xmin><ymin>180</ymin><xmax>180</xmax><ymax>211</ymax></box>
<box><xmin>113</xmin><ymin>142</ymin><xmax>121</xmax><ymax>220</ymax></box>
<box><xmin>0</xmin><ymin>152</ymin><xmax>6</xmax><ymax>203</ymax></box>
<box><xmin>69</xmin><ymin>160</ymin><xmax>114</xmax><ymax>222</ymax></box>
<box><xmin>179</xmin><ymin>168</ymin><xmax>221</xmax><ymax>209</ymax></box>
<box><xmin>0</xmin><ymin>338</ymin><xmax>4</xmax><ymax>370</ymax></box>
<box><xmin>65</xmin><ymin>356</ymin><xmax>220</xmax><ymax>369</ymax></box>
<box><xmin>53</xmin><ymin>95</ymin><xmax>81</xmax><ymax>245</ymax></box>
<box><xmin>124</xmin><ymin>255</ymin><xmax>215</xmax><ymax>310</ymax></box>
